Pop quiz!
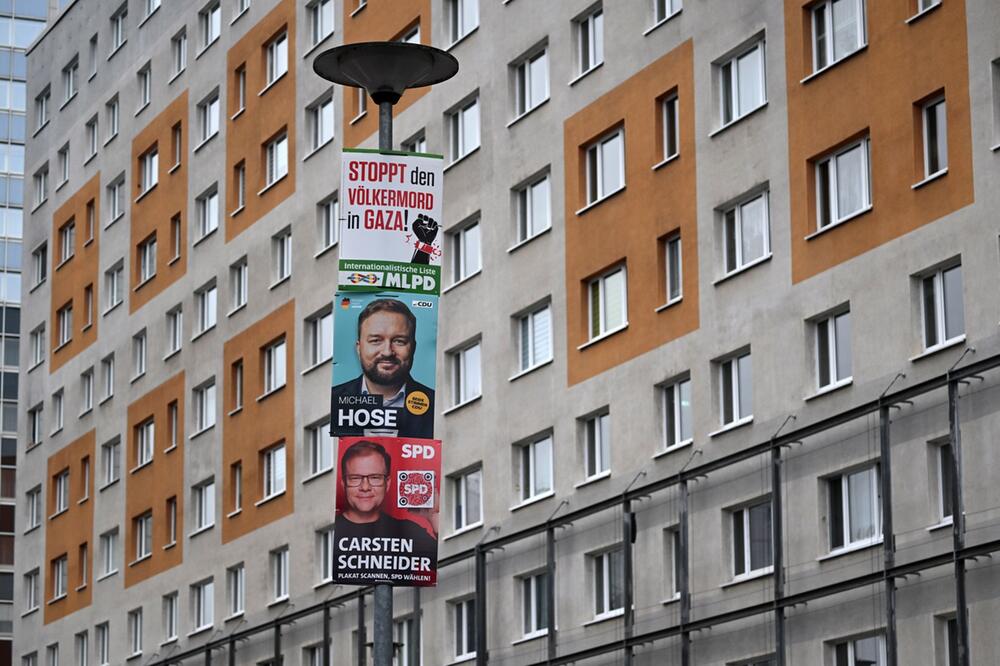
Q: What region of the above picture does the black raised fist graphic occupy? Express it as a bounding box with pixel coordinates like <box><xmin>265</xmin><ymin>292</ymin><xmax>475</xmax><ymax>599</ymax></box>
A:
<box><xmin>411</xmin><ymin>214</ymin><xmax>439</xmax><ymax>264</ymax></box>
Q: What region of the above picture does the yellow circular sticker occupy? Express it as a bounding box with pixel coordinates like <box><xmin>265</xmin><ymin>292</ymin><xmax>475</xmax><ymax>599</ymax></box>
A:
<box><xmin>406</xmin><ymin>391</ymin><xmax>430</xmax><ymax>415</ymax></box>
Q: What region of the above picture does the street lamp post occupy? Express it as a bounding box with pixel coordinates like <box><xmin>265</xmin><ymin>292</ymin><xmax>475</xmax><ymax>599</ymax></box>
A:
<box><xmin>313</xmin><ymin>42</ymin><xmax>458</xmax><ymax>666</ymax></box>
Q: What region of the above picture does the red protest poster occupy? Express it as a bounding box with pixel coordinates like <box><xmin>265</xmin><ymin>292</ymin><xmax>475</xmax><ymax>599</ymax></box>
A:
<box><xmin>333</xmin><ymin>436</ymin><xmax>440</xmax><ymax>586</ymax></box>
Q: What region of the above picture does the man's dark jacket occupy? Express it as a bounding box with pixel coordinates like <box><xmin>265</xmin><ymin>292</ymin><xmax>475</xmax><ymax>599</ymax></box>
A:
<box><xmin>330</xmin><ymin>375</ymin><xmax>435</xmax><ymax>438</ymax></box>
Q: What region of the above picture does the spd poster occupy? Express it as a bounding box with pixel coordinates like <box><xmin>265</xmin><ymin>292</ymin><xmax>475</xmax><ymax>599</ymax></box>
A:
<box><xmin>332</xmin><ymin>436</ymin><xmax>441</xmax><ymax>586</ymax></box>
<box><xmin>339</xmin><ymin>149</ymin><xmax>444</xmax><ymax>295</ymax></box>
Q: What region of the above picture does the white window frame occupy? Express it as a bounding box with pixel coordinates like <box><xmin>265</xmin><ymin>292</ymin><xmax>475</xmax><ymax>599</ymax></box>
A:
<box><xmin>54</xmin><ymin>469</ymin><xmax>69</xmax><ymax>513</ymax></box>
<box><xmin>661</xmin><ymin>376</ymin><xmax>692</xmax><ymax>452</ymax></box>
<box><xmin>513</xmin><ymin>48</ymin><xmax>548</xmax><ymax>118</ymax></box>
<box><xmin>266</xmin><ymin>32</ymin><xmax>288</xmax><ymax>85</ymax></box>
<box><xmin>96</xmin><ymin>623</ymin><xmax>110</xmax><ymax>665</ymax></box>
<box><xmin>730</xmin><ymin>499</ymin><xmax>773</xmax><ymax>579</ymax></box>
<box><xmin>57</xmin><ymin>304</ymin><xmax>73</xmax><ymax>346</ymax></box>
<box><xmin>166</xmin><ymin>307</ymin><xmax>183</xmax><ymax>356</ymax></box>
<box><xmin>110</xmin><ymin>4</ymin><xmax>127</xmax><ymax>52</ymax></box>
<box><xmin>447</xmin><ymin>97</ymin><xmax>480</xmax><ymax>163</ymax></box>
<box><xmin>264</xmin><ymin>339</ymin><xmax>287</xmax><ymax>393</ymax></box>
<box><xmin>198</xmin><ymin>93</ymin><xmax>220</xmax><ymax>143</ymax></box>
<box><xmin>134</xmin><ymin>512</ymin><xmax>152</xmax><ymax>560</ymax></box>
<box><xmin>136</xmin><ymin>419</ymin><xmax>154</xmax><ymax>467</ymax></box>
<box><xmin>583</xmin><ymin>411</ymin><xmax>611</xmax><ymax>480</ymax></box>
<box><xmin>318</xmin><ymin>194</ymin><xmax>339</xmax><ymax>250</ymax></box>
<box><xmin>518</xmin><ymin>434</ymin><xmax>553</xmax><ymax>502</ymax></box>
<box><xmin>922</xmin><ymin>96</ymin><xmax>948</xmax><ymax>178</ymax></box>
<box><xmin>592</xmin><ymin>547</ymin><xmax>624</xmax><ymax>619</ymax></box>
<box><xmin>587</xmin><ymin>265</ymin><xmax>628</xmax><ymax>340</ymax></box>
<box><xmin>140</xmin><ymin>148</ymin><xmax>158</xmax><ymax>193</ymax></box>
<box><xmin>192</xmin><ymin>579</ymin><xmax>214</xmax><ymax>630</ymax></box>
<box><xmin>448</xmin><ymin>0</ymin><xmax>478</xmax><ymax>45</ymax></box>
<box><xmin>722</xmin><ymin>191</ymin><xmax>770</xmax><ymax>274</ymax></box>
<box><xmin>265</xmin><ymin>133</ymin><xmax>289</xmax><ymax>185</ymax></box>
<box><xmin>100</xmin><ymin>354</ymin><xmax>115</xmax><ymax>402</ymax></box>
<box><xmin>58</xmin><ymin>221</ymin><xmax>75</xmax><ymax>264</ymax></box>
<box><xmin>162</xmin><ymin>592</ymin><xmax>178</xmax><ymax>642</ymax></box>
<box><xmin>307</xmin><ymin>419</ymin><xmax>333</xmax><ymax>476</ymax></box>
<box><xmin>309</xmin><ymin>94</ymin><xmax>334</xmax><ymax>151</ymax></box>
<box><xmin>653</xmin><ymin>0</ymin><xmax>682</xmax><ymax>25</ymax></box>
<box><xmin>272</xmin><ymin>228</ymin><xmax>292</xmax><ymax>282</ymax></box>
<box><xmin>828</xmin><ymin>464</ymin><xmax>881</xmax><ymax>552</ymax></box>
<box><xmin>832</xmin><ymin>633</ymin><xmax>886</xmax><ymax>666</ymax></box>
<box><xmin>270</xmin><ymin>546</ymin><xmax>289</xmax><ymax>601</ymax></box>
<box><xmin>517</xmin><ymin>304</ymin><xmax>552</xmax><ymax>373</ymax></box>
<box><xmin>815</xmin><ymin>138</ymin><xmax>871</xmax><ymax>230</ymax></box>
<box><xmin>516</xmin><ymin>172</ymin><xmax>551</xmax><ymax>244</ymax></box>
<box><xmin>81</xmin><ymin>368</ymin><xmax>94</xmax><ymax>413</ymax></box>
<box><xmin>317</xmin><ymin>527</ymin><xmax>334</xmax><ymax>582</ymax></box>
<box><xmin>308</xmin><ymin>0</ymin><xmax>334</xmax><ymax>46</ymax></box>
<box><xmin>452</xmin><ymin>598</ymin><xmax>476</xmax><ymax>660</ymax></box>
<box><xmin>263</xmin><ymin>443</ymin><xmax>286</xmax><ymax>498</ymax></box>
<box><xmin>450</xmin><ymin>340</ymin><xmax>481</xmax><ymax>407</ymax></box>
<box><xmin>106</xmin><ymin>97</ymin><xmax>120</xmax><ymax>142</ymax></box>
<box><xmin>127</xmin><ymin>608</ymin><xmax>142</xmax><ymax>657</ymax></box>
<box><xmin>171</xmin><ymin>30</ymin><xmax>187</xmax><ymax>77</ymax></box>
<box><xmin>662</xmin><ymin>94</ymin><xmax>679</xmax><ymax>162</ymax></box>
<box><xmin>99</xmin><ymin>529</ymin><xmax>118</xmax><ymax>577</ymax></box>
<box><xmin>132</xmin><ymin>330</ymin><xmax>147</xmax><ymax>378</ymax></box>
<box><xmin>137</xmin><ymin>63</ymin><xmax>151</xmax><ymax>110</ymax></box>
<box><xmin>27</xmin><ymin>487</ymin><xmax>42</xmax><ymax>530</ymax></box>
<box><xmin>195</xmin><ymin>282</ymin><xmax>217</xmax><ymax>334</ymax></box>
<box><xmin>665</xmin><ymin>233</ymin><xmax>682</xmax><ymax>304</ymax></box>
<box><xmin>718</xmin><ymin>40</ymin><xmax>766</xmax><ymax>127</ymax></box>
<box><xmin>100</xmin><ymin>438</ymin><xmax>120</xmax><ymax>487</ymax></box>
<box><xmin>226</xmin><ymin>563</ymin><xmax>245</xmax><ymax>617</ymax></box>
<box><xmin>196</xmin><ymin>186</ymin><xmax>219</xmax><ymax>239</ymax></box>
<box><xmin>138</xmin><ymin>235</ymin><xmax>156</xmax><ymax>283</ymax></box>
<box><xmin>585</xmin><ymin>128</ymin><xmax>625</xmax><ymax>205</ymax></box>
<box><xmin>62</xmin><ymin>57</ymin><xmax>79</xmax><ymax>103</ymax></box>
<box><xmin>920</xmin><ymin>263</ymin><xmax>964</xmax><ymax>351</ymax></box>
<box><xmin>194</xmin><ymin>479</ymin><xmax>216</xmax><ymax>530</ymax></box>
<box><xmin>24</xmin><ymin>569</ymin><xmax>39</xmax><ymax>611</ymax></box>
<box><xmin>811</xmin><ymin>0</ymin><xmax>866</xmax><ymax>73</ymax></box>
<box><xmin>194</xmin><ymin>380</ymin><xmax>216</xmax><ymax>432</ymax></box>
<box><xmin>33</xmin><ymin>164</ymin><xmax>48</xmax><ymax>207</ymax></box>
<box><xmin>450</xmin><ymin>220</ymin><xmax>481</xmax><ymax>285</ymax></box>
<box><xmin>230</xmin><ymin>258</ymin><xmax>248</xmax><ymax>311</ymax></box>
<box><xmin>576</xmin><ymin>7</ymin><xmax>604</xmax><ymax>75</ymax></box>
<box><xmin>520</xmin><ymin>571</ymin><xmax>550</xmax><ymax>638</ymax></box>
<box><xmin>451</xmin><ymin>467</ymin><xmax>482</xmax><ymax>532</ymax></box>
<box><xmin>816</xmin><ymin>309</ymin><xmax>852</xmax><ymax>390</ymax></box>
<box><xmin>306</xmin><ymin>309</ymin><xmax>333</xmax><ymax>367</ymax></box>
<box><xmin>718</xmin><ymin>351</ymin><xmax>752</xmax><ymax>427</ymax></box>
<box><xmin>86</xmin><ymin>117</ymin><xmax>98</xmax><ymax>158</ymax></box>
<box><xmin>199</xmin><ymin>2</ymin><xmax>221</xmax><ymax>49</ymax></box>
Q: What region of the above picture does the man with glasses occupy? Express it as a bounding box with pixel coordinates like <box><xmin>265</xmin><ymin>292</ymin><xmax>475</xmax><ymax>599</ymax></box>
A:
<box><xmin>334</xmin><ymin>439</ymin><xmax>437</xmax><ymax>584</ymax></box>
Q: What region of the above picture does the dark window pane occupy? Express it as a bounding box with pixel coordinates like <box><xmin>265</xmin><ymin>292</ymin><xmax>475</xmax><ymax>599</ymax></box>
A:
<box><xmin>0</xmin><ymin>535</ymin><xmax>10</xmax><ymax>565</ymax></box>
<box><xmin>0</xmin><ymin>468</ymin><xmax>13</xmax><ymax>497</ymax></box>
<box><xmin>733</xmin><ymin>511</ymin><xmax>745</xmax><ymax>575</ymax></box>
<box><xmin>1</xmin><ymin>372</ymin><xmax>15</xmax><ymax>399</ymax></box>
<box><xmin>0</xmin><ymin>437</ymin><xmax>12</xmax><ymax>464</ymax></box>
<box><xmin>940</xmin><ymin>444</ymin><xmax>955</xmax><ymax>519</ymax></box>
<box><xmin>829</xmin><ymin>479</ymin><xmax>844</xmax><ymax>549</ymax></box>
<box><xmin>2</xmin><ymin>306</ymin><xmax>16</xmax><ymax>334</ymax></box>
<box><xmin>749</xmin><ymin>502</ymin><xmax>772</xmax><ymax>570</ymax></box>
<box><xmin>0</xmin><ymin>571</ymin><xmax>11</xmax><ymax>599</ymax></box>
<box><xmin>0</xmin><ymin>504</ymin><xmax>11</xmax><ymax>531</ymax></box>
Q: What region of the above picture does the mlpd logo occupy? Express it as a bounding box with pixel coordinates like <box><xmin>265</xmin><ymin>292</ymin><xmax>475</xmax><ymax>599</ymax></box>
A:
<box><xmin>347</xmin><ymin>273</ymin><xmax>379</xmax><ymax>285</ymax></box>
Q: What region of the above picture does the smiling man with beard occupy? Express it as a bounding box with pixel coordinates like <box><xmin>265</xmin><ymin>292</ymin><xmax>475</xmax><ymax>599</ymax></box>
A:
<box><xmin>331</xmin><ymin>298</ymin><xmax>436</xmax><ymax>438</ymax></box>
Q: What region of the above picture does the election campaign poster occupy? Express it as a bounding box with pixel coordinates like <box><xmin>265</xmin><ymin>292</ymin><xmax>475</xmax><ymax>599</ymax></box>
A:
<box><xmin>331</xmin><ymin>291</ymin><xmax>437</xmax><ymax>438</ymax></box>
<box><xmin>339</xmin><ymin>149</ymin><xmax>444</xmax><ymax>296</ymax></box>
<box><xmin>333</xmin><ymin>436</ymin><xmax>441</xmax><ymax>586</ymax></box>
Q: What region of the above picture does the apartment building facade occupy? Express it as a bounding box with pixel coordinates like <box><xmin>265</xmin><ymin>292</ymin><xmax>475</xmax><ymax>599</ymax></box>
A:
<box><xmin>13</xmin><ymin>0</ymin><xmax>1000</xmax><ymax>664</ymax></box>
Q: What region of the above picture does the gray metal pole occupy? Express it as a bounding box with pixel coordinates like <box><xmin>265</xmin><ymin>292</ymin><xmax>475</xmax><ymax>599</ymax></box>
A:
<box><xmin>370</xmin><ymin>95</ymin><xmax>396</xmax><ymax>666</ymax></box>
<box><xmin>622</xmin><ymin>499</ymin><xmax>634</xmax><ymax>666</ymax></box>
<box><xmin>475</xmin><ymin>545</ymin><xmax>488</xmax><ymax>665</ymax></box>
<box><xmin>679</xmin><ymin>480</ymin><xmax>690</xmax><ymax>666</ymax></box>
<box><xmin>948</xmin><ymin>380</ymin><xmax>970</xmax><ymax>666</ymax></box>
<box><xmin>546</xmin><ymin>526</ymin><xmax>557</xmax><ymax>663</ymax></box>
<box><xmin>771</xmin><ymin>445</ymin><xmax>785</xmax><ymax>666</ymax></box>
<box><xmin>358</xmin><ymin>591</ymin><xmax>367</xmax><ymax>666</ymax></box>
<box><xmin>878</xmin><ymin>405</ymin><xmax>898</xmax><ymax>666</ymax></box>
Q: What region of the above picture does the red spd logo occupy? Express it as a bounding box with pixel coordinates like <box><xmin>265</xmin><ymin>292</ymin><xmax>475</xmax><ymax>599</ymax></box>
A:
<box><xmin>397</xmin><ymin>471</ymin><xmax>435</xmax><ymax>509</ymax></box>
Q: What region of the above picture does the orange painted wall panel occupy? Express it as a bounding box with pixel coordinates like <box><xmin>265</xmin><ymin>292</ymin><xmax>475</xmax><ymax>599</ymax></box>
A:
<box><xmin>341</xmin><ymin>0</ymin><xmax>431</xmax><ymax>148</ymax></box>
<box><xmin>225</xmin><ymin>0</ymin><xmax>296</xmax><ymax>241</ymax></box>
<box><xmin>49</xmin><ymin>175</ymin><xmax>100</xmax><ymax>372</ymax></box>
<box><xmin>124</xmin><ymin>373</ymin><xmax>185</xmax><ymax>588</ymax></box>
<box><xmin>129</xmin><ymin>92</ymin><xmax>189</xmax><ymax>313</ymax></box>
<box><xmin>44</xmin><ymin>430</ymin><xmax>94</xmax><ymax>624</ymax></box>
<box><xmin>784</xmin><ymin>0</ymin><xmax>973</xmax><ymax>283</ymax></box>
<box><xmin>563</xmin><ymin>42</ymin><xmax>699</xmax><ymax>386</ymax></box>
<box><xmin>221</xmin><ymin>300</ymin><xmax>295</xmax><ymax>544</ymax></box>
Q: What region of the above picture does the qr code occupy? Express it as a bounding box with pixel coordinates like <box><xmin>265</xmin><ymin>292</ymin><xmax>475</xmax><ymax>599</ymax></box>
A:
<box><xmin>397</xmin><ymin>470</ymin><xmax>435</xmax><ymax>509</ymax></box>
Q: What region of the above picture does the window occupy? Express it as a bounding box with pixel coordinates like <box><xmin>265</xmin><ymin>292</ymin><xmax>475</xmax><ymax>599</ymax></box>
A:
<box><xmin>85</xmin><ymin>118</ymin><xmax>99</xmax><ymax>159</ymax></box>
<box><xmin>272</xmin><ymin>228</ymin><xmax>292</xmax><ymax>282</ymax></box>
<box><xmin>62</xmin><ymin>57</ymin><xmax>79</xmax><ymax>103</ymax></box>
<box><xmin>318</xmin><ymin>194</ymin><xmax>339</xmax><ymax>250</ymax></box>
<box><xmin>516</xmin><ymin>172</ymin><xmax>550</xmax><ymax>243</ymax></box>
<box><xmin>262</xmin><ymin>443</ymin><xmax>286</xmax><ymax>498</ymax></box>
<box><xmin>832</xmin><ymin>635</ymin><xmax>885</xmax><ymax>666</ymax></box>
<box><xmin>195</xmin><ymin>282</ymin><xmax>217</xmax><ymax>333</ymax></box>
<box><xmin>134</xmin><ymin>512</ymin><xmax>152</xmax><ymax>560</ymax></box>
<box><xmin>721</xmin><ymin>192</ymin><xmax>770</xmax><ymax>274</ymax></box>
<box><xmin>230</xmin><ymin>258</ymin><xmax>247</xmax><ymax>311</ymax></box>
<box><xmin>451</xmin><ymin>467</ymin><xmax>482</xmax><ymax>531</ymax></box>
<box><xmin>812</xmin><ymin>0</ymin><xmax>865</xmax><ymax>72</ymax></box>
<box><xmin>235</xmin><ymin>66</ymin><xmax>246</xmax><ymax>114</ymax></box>
<box><xmin>53</xmin><ymin>391</ymin><xmax>65</xmax><ymax>433</ymax></box>
<box><xmin>661</xmin><ymin>233</ymin><xmax>683</xmax><ymax>304</ymax></box>
<box><xmin>234</xmin><ymin>161</ymin><xmax>246</xmax><ymax>211</ymax></box>
<box><xmin>663</xmin><ymin>526</ymin><xmax>682</xmax><ymax>598</ymax></box>
<box><xmin>450</xmin><ymin>341</ymin><xmax>481</xmax><ymax>406</ymax></box>
<box><xmin>452</xmin><ymin>598</ymin><xmax>476</xmax><ymax>659</ymax></box>
<box><xmin>198</xmin><ymin>92</ymin><xmax>220</xmax><ymax>142</ymax></box>
<box><xmin>513</xmin><ymin>48</ymin><xmax>548</xmax><ymax>117</ymax></box>
<box><xmin>200</xmin><ymin>2</ymin><xmax>221</xmax><ymax>48</ymax></box>
<box><xmin>576</xmin><ymin>7</ymin><xmax>604</xmax><ymax>74</ymax></box>
<box><xmin>35</xmin><ymin>88</ymin><xmax>49</xmax><ymax>130</ymax></box>
<box><xmin>518</xmin><ymin>434</ymin><xmax>552</xmax><ymax>502</ymax></box>
<box><xmin>95</xmin><ymin>623</ymin><xmax>109</xmax><ymax>665</ymax></box>
<box><xmin>266</xmin><ymin>32</ymin><xmax>288</xmax><ymax>85</ymax></box>
<box><xmin>139</xmin><ymin>149</ymin><xmax>158</xmax><ymax>194</ymax></box>
<box><xmin>231</xmin><ymin>462</ymin><xmax>243</xmax><ymax>510</ymax></box>
<box><xmin>58</xmin><ymin>220</ymin><xmax>75</xmax><ymax>263</ymax></box>
<box><xmin>450</xmin><ymin>220</ymin><xmax>481</xmax><ymax>284</ymax></box>
<box><xmin>26</xmin><ymin>486</ymin><xmax>42</xmax><ymax>530</ymax></box>
<box><xmin>262</xmin><ymin>338</ymin><xmax>287</xmax><ymax>394</ymax></box>
<box><xmin>171</xmin><ymin>30</ymin><xmax>187</xmax><ymax>77</ymax></box>
<box><xmin>53</xmin><ymin>468</ymin><xmax>69</xmax><ymax>513</ymax></box>
<box><xmin>107</xmin><ymin>174</ymin><xmax>125</xmax><ymax>223</ymax></box>
<box><xmin>132</xmin><ymin>329</ymin><xmax>147</xmax><ymax>377</ymax></box>
<box><xmin>77</xmin><ymin>630</ymin><xmax>89</xmax><ymax>664</ymax></box>
<box><xmin>307</xmin><ymin>309</ymin><xmax>333</xmax><ymax>366</ymax></box>
<box><xmin>517</xmin><ymin>304</ymin><xmax>552</xmax><ymax>372</ymax></box>
<box><xmin>32</xmin><ymin>164</ymin><xmax>47</xmax><ymax>207</ymax></box>
<box><xmin>654</xmin><ymin>0</ymin><xmax>682</xmax><ymax>24</ymax></box>
<box><xmin>935</xmin><ymin>440</ymin><xmax>956</xmax><ymax>523</ymax></box>
<box><xmin>718</xmin><ymin>40</ymin><xmax>766</xmax><ymax>126</ymax></box>
<box><xmin>921</xmin><ymin>263</ymin><xmax>964</xmax><ymax>350</ymax></box>
<box><xmin>731</xmin><ymin>500</ymin><xmax>772</xmax><ymax>578</ymax></box>
<box><xmin>100</xmin><ymin>355</ymin><xmax>115</xmax><ymax>401</ymax></box>
<box><xmin>270</xmin><ymin>546</ymin><xmax>289</xmax><ymax>601</ymax></box>
<box><xmin>587</xmin><ymin>265</ymin><xmax>627</xmax><ymax>339</ymax></box>
<box><xmin>194</xmin><ymin>479</ymin><xmax>215</xmax><ymax>530</ymax></box>
<box><xmin>402</xmin><ymin>131</ymin><xmax>427</xmax><ymax>154</ymax></box>
<box><xmin>167</xmin><ymin>402</ymin><xmax>179</xmax><ymax>449</ymax></box>
<box><xmin>171</xmin><ymin>125</ymin><xmax>183</xmax><ymax>168</ymax></box>
<box><xmin>226</xmin><ymin>563</ymin><xmax>245</xmax><ymax>616</ymax></box>
<box><xmin>29</xmin><ymin>325</ymin><xmax>45</xmax><ymax>368</ymax></box>
<box><xmin>165</xmin><ymin>306</ymin><xmax>182</xmax><ymax>356</ymax></box>
<box><xmin>448</xmin><ymin>97</ymin><xmax>480</xmax><ymax>163</ymax></box>
<box><xmin>110</xmin><ymin>4</ymin><xmax>127</xmax><ymax>52</ymax></box>
<box><xmin>585</xmin><ymin>128</ymin><xmax>624</xmax><ymax>204</ymax></box>
<box><xmin>138</xmin><ymin>232</ymin><xmax>156</xmax><ymax>284</ymax></box>
<box><xmin>719</xmin><ymin>351</ymin><xmax>752</xmax><ymax>426</ymax></box>
<box><xmin>100</xmin><ymin>438</ymin><xmax>120</xmax><ymax>487</ymax></box>
<box><xmin>137</xmin><ymin>63</ymin><xmax>151</xmax><ymax>109</ymax></box>
<box><xmin>144</xmin><ymin>0</ymin><xmax>161</xmax><ymax>15</ymax></box>
<box><xmin>196</xmin><ymin>186</ymin><xmax>219</xmax><ymax>238</ymax></box>
<box><xmin>57</xmin><ymin>144</ymin><xmax>70</xmax><ymax>185</ymax></box>
<box><xmin>46</xmin><ymin>645</ymin><xmax>59</xmax><ymax>666</ymax></box>
<box><xmin>127</xmin><ymin>608</ymin><xmax>142</xmax><ymax>656</ymax></box>
<box><xmin>307</xmin><ymin>420</ymin><xmax>333</xmax><ymax>475</ymax></box>
<box><xmin>162</xmin><ymin>593</ymin><xmax>178</xmax><ymax>642</ymax></box>
<box><xmin>816</xmin><ymin>138</ymin><xmax>871</xmax><ymax>229</ymax></box>
<box><xmin>816</xmin><ymin>310</ymin><xmax>852</xmax><ymax>389</ymax></box>
<box><xmin>448</xmin><ymin>0</ymin><xmax>478</xmax><ymax>44</ymax></box>
<box><xmin>52</xmin><ymin>555</ymin><xmax>68</xmax><ymax>598</ymax></box>
<box><xmin>28</xmin><ymin>405</ymin><xmax>43</xmax><ymax>446</ymax></box>
<box><xmin>265</xmin><ymin>133</ymin><xmax>289</xmax><ymax>185</ymax></box>
<box><xmin>922</xmin><ymin>97</ymin><xmax>947</xmax><ymax>178</ymax></box>
<box><xmin>583</xmin><ymin>412</ymin><xmax>610</xmax><ymax>479</ymax></box>
<box><xmin>662</xmin><ymin>94</ymin><xmax>679</xmax><ymax>161</ymax></box>
<box><xmin>136</xmin><ymin>418</ymin><xmax>154</xmax><ymax>467</ymax></box>
<box><xmin>81</xmin><ymin>368</ymin><xmax>94</xmax><ymax>413</ymax></box>
<box><xmin>828</xmin><ymin>465</ymin><xmax>881</xmax><ymax>551</ymax></box>
<box><xmin>192</xmin><ymin>579</ymin><xmax>214</xmax><ymax>630</ymax></box>
<box><xmin>57</xmin><ymin>304</ymin><xmax>73</xmax><ymax>346</ymax></box>
<box><xmin>24</xmin><ymin>569</ymin><xmax>39</xmax><ymax>611</ymax></box>
<box><xmin>317</xmin><ymin>527</ymin><xmax>334</xmax><ymax>582</ymax></box>
<box><xmin>194</xmin><ymin>380</ymin><xmax>216</xmax><ymax>431</ymax></box>
<box><xmin>521</xmin><ymin>572</ymin><xmax>549</xmax><ymax>637</ymax></box>
<box><xmin>309</xmin><ymin>94</ymin><xmax>334</xmax><ymax>151</ymax></box>
<box><xmin>104</xmin><ymin>261</ymin><xmax>123</xmax><ymax>311</ymax></box>
<box><xmin>105</xmin><ymin>97</ymin><xmax>119</xmax><ymax>142</ymax></box>
<box><xmin>592</xmin><ymin>547</ymin><xmax>623</xmax><ymax>618</ymax></box>
<box><xmin>309</xmin><ymin>0</ymin><xmax>334</xmax><ymax>46</ymax></box>
<box><xmin>166</xmin><ymin>496</ymin><xmax>177</xmax><ymax>542</ymax></box>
